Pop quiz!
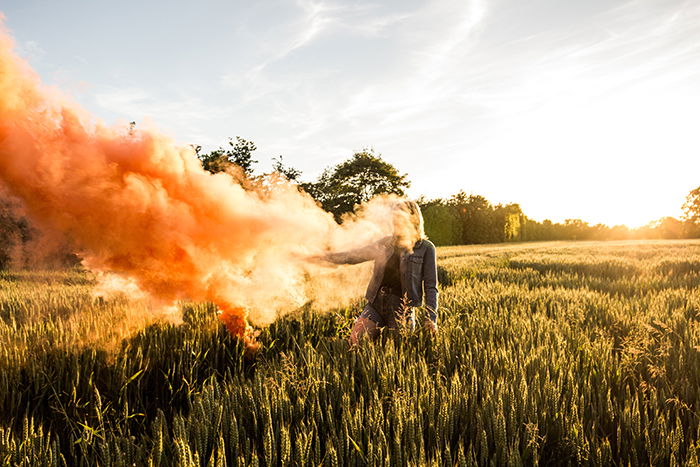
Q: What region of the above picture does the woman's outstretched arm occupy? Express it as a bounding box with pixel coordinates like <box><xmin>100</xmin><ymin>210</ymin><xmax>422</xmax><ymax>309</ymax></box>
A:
<box><xmin>315</xmin><ymin>238</ymin><xmax>387</xmax><ymax>265</ymax></box>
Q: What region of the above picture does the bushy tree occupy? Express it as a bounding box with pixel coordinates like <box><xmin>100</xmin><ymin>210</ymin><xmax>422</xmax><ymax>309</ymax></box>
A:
<box><xmin>0</xmin><ymin>198</ymin><xmax>27</xmax><ymax>269</ymax></box>
<box><xmin>448</xmin><ymin>192</ymin><xmax>496</xmax><ymax>244</ymax></box>
<box><xmin>271</xmin><ymin>156</ymin><xmax>302</xmax><ymax>182</ymax></box>
<box><xmin>303</xmin><ymin>149</ymin><xmax>410</xmax><ymax>219</ymax></box>
<box><xmin>421</xmin><ymin>202</ymin><xmax>462</xmax><ymax>246</ymax></box>
<box><xmin>198</xmin><ymin>136</ymin><xmax>258</xmax><ymax>176</ymax></box>
<box><xmin>495</xmin><ymin>203</ymin><xmax>524</xmax><ymax>242</ymax></box>
<box><xmin>0</xmin><ymin>197</ymin><xmax>78</xmax><ymax>269</ymax></box>
<box><xmin>563</xmin><ymin>219</ymin><xmax>591</xmax><ymax>241</ymax></box>
<box><xmin>656</xmin><ymin>217</ymin><xmax>684</xmax><ymax>239</ymax></box>
<box><xmin>683</xmin><ymin>186</ymin><xmax>700</xmax><ymax>225</ymax></box>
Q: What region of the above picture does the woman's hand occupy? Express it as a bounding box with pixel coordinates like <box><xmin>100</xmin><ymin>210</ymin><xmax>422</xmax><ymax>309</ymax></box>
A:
<box><xmin>423</xmin><ymin>319</ymin><xmax>438</xmax><ymax>334</ymax></box>
<box><xmin>305</xmin><ymin>254</ymin><xmax>328</xmax><ymax>265</ymax></box>
<box><xmin>300</xmin><ymin>251</ymin><xmax>335</xmax><ymax>266</ymax></box>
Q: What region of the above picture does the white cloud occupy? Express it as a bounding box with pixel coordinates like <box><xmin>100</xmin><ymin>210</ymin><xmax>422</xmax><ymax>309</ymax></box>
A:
<box><xmin>16</xmin><ymin>40</ymin><xmax>44</xmax><ymax>63</ymax></box>
<box><xmin>221</xmin><ymin>0</ymin><xmax>340</xmax><ymax>95</ymax></box>
<box><xmin>94</xmin><ymin>86</ymin><xmax>231</xmax><ymax>145</ymax></box>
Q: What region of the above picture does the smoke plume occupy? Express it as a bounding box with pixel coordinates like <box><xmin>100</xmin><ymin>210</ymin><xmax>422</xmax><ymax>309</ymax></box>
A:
<box><xmin>0</xmin><ymin>23</ymin><xmax>408</xmax><ymax>348</ymax></box>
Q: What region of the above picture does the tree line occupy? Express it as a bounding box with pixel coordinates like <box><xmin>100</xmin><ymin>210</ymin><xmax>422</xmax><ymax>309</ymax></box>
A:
<box><xmin>419</xmin><ymin>194</ymin><xmax>700</xmax><ymax>246</ymax></box>
<box><xmin>194</xmin><ymin>137</ymin><xmax>700</xmax><ymax>246</ymax></box>
<box><xmin>1</xmin><ymin>137</ymin><xmax>699</xmax><ymax>268</ymax></box>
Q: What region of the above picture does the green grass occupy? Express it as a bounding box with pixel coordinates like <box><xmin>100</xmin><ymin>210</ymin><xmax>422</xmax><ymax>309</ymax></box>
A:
<box><xmin>0</xmin><ymin>240</ymin><xmax>699</xmax><ymax>466</ymax></box>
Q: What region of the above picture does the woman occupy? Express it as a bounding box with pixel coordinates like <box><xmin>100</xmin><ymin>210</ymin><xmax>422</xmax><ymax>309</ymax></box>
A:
<box><xmin>322</xmin><ymin>200</ymin><xmax>438</xmax><ymax>345</ymax></box>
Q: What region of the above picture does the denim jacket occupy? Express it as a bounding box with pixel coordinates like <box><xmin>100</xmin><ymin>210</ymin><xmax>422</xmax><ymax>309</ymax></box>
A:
<box><xmin>326</xmin><ymin>237</ymin><xmax>439</xmax><ymax>323</ymax></box>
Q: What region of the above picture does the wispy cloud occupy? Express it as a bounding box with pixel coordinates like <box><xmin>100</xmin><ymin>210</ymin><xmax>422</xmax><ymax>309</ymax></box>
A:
<box><xmin>94</xmin><ymin>86</ymin><xmax>231</xmax><ymax>144</ymax></box>
<box><xmin>286</xmin><ymin>0</ymin><xmax>336</xmax><ymax>56</ymax></box>
<box><xmin>16</xmin><ymin>39</ymin><xmax>44</xmax><ymax>63</ymax></box>
<box><xmin>221</xmin><ymin>0</ymin><xmax>340</xmax><ymax>97</ymax></box>
<box><xmin>304</xmin><ymin>0</ymin><xmax>490</xmax><ymax>134</ymax></box>
<box><xmin>478</xmin><ymin>0</ymin><xmax>700</xmax><ymax>119</ymax></box>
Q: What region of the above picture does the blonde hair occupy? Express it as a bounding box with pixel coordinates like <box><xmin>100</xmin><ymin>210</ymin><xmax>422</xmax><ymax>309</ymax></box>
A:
<box><xmin>406</xmin><ymin>200</ymin><xmax>426</xmax><ymax>240</ymax></box>
<box><xmin>395</xmin><ymin>199</ymin><xmax>426</xmax><ymax>247</ymax></box>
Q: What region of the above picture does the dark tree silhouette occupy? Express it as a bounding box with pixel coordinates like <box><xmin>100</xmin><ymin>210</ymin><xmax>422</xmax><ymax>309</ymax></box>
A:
<box><xmin>271</xmin><ymin>156</ymin><xmax>302</xmax><ymax>182</ymax></box>
<box><xmin>198</xmin><ymin>136</ymin><xmax>258</xmax><ymax>176</ymax></box>
<box><xmin>303</xmin><ymin>149</ymin><xmax>410</xmax><ymax>219</ymax></box>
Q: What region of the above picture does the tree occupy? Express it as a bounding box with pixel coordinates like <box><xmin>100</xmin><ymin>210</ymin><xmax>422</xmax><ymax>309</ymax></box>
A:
<box><xmin>449</xmin><ymin>192</ymin><xmax>498</xmax><ymax>244</ymax></box>
<box><xmin>198</xmin><ymin>136</ymin><xmax>258</xmax><ymax>176</ymax></box>
<box><xmin>495</xmin><ymin>203</ymin><xmax>524</xmax><ymax>242</ymax></box>
<box><xmin>656</xmin><ymin>217</ymin><xmax>684</xmax><ymax>239</ymax></box>
<box><xmin>303</xmin><ymin>149</ymin><xmax>410</xmax><ymax>219</ymax></box>
<box><xmin>563</xmin><ymin>219</ymin><xmax>590</xmax><ymax>241</ymax></box>
<box><xmin>0</xmin><ymin>197</ymin><xmax>27</xmax><ymax>269</ymax></box>
<box><xmin>421</xmin><ymin>202</ymin><xmax>462</xmax><ymax>246</ymax></box>
<box><xmin>271</xmin><ymin>156</ymin><xmax>302</xmax><ymax>182</ymax></box>
<box><xmin>683</xmin><ymin>186</ymin><xmax>700</xmax><ymax>224</ymax></box>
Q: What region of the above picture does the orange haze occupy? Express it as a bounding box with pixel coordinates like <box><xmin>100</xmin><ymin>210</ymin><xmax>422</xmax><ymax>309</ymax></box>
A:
<box><xmin>0</xmin><ymin>24</ymin><xmax>406</xmax><ymax>349</ymax></box>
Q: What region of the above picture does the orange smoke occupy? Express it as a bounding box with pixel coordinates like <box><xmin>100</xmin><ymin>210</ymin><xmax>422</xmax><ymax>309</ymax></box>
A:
<box><xmin>218</xmin><ymin>305</ymin><xmax>260</xmax><ymax>354</ymax></box>
<box><xmin>0</xmin><ymin>23</ymin><xmax>404</xmax><ymax>347</ymax></box>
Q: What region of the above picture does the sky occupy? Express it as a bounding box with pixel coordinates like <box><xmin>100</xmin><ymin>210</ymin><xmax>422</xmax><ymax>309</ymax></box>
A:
<box><xmin>2</xmin><ymin>0</ymin><xmax>699</xmax><ymax>227</ymax></box>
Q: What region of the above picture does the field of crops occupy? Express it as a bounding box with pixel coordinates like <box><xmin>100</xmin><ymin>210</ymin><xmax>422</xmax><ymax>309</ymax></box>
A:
<box><xmin>0</xmin><ymin>240</ymin><xmax>699</xmax><ymax>466</ymax></box>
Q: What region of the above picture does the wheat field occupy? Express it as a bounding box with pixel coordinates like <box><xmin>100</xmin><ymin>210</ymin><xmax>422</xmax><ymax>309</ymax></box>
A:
<box><xmin>0</xmin><ymin>240</ymin><xmax>699</xmax><ymax>466</ymax></box>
